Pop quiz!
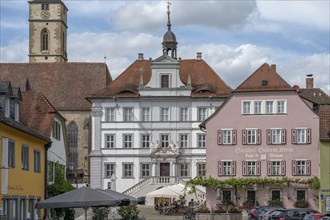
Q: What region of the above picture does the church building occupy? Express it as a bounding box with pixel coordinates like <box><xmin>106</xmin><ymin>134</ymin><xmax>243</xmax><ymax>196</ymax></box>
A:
<box><xmin>0</xmin><ymin>0</ymin><xmax>112</xmax><ymax>186</ymax></box>
<box><xmin>87</xmin><ymin>5</ymin><xmax>232</xmax><ymax>199</ymax></box>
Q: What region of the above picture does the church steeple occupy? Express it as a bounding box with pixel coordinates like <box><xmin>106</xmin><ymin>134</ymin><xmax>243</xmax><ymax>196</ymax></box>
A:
<box><xmin>28</xmin><ymin>0</ymin><xmax>68</xmax><ymax>63</ymax></box>
<box><xmin>162</xmin><ymin>2</ymin><xmax>178</xmax><ymax>59</ymax></box>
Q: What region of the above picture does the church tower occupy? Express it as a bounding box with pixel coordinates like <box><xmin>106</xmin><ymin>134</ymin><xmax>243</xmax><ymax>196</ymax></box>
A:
<box><xmin>28</xmin><ymin>0</ymin><xmax>68</xmax><ymax>63</ymax></box>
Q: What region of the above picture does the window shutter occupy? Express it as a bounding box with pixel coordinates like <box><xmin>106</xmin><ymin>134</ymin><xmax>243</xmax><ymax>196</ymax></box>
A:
<box><xmin>306</xmin><ymin>128</ymin><xmax>311</xmax><ymax>144</ymax></box>
<box><xmin>217</xmin><ymin>130</ymin><xmax>223</xmax><ymax>145</ymax></box>
<box><xmin>232</xmin><ymin>130</ymin><xmax>237</xmax><ymax>145</ymax></box>
<box><xmin>232</xmin><ymin>161</ymin><xmax>236</xmax><ymax>176</ymax></box>
<box><xmin>281</xmin><ymin>129</ymin><xmax>287</xmax><ymax>144</ymax></box>
<box><xmin>266</xmin><ymin>129</ymin><xmax>271</xmax><ymax>144</ymax></box>
<box><xmin>218</xmin><ymin>161</ymin><xmax>223</xmax><ymax>176</ymax></box>
<box><xmin>267</xmin><ymin>161</ymin><xmax>272</xmax><ymax>176</ymax></box>
<box><xmin>242</xmin><ymin>130</ymin><xmax>247</xmax><ymax>145</ymax></box>
<box><xmin>281</xmin><ymin>161</ymin><xmax>286</xmax><ymax>176</ymax></box>
<box><xmin>242</xmin><ymin>161</ymin><xmax>247</xmax><ymax>176</ymax></box>
<box><xmin>257</xmin><ymin>129</ymin><xmax>262</xmax><ymax>145</ymax></box>
<box><xmin>291</xmin><ymin>129</ymin><xmax>297</xmax><ymax>144</ymax></box>
<box><xmin>256</xmin><ymin>161</ymin><xmax>261</xmax><ymax>176</ymax></box>
<box><xmin>306</xmin><ymin>160</ymin><xmax>311</xmax><ymax>176</ymax></box>
<box><xmin>292</xmin><ymin>160</ymin><xmax>297</xmax><ymax>176</ymax></box>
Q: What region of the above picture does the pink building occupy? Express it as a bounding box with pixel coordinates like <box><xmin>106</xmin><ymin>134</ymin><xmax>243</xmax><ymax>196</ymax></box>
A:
<box><xmin>203</xmin><ymin>63</ymin><xmax>319</xmax><ymax>210</ymax></box>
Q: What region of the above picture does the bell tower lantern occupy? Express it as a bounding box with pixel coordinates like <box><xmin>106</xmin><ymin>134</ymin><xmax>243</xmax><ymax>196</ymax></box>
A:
<box><xmin>28</xmin><ymin>0</ymin><xmax>68</xmax><ymax>63</ymax></box>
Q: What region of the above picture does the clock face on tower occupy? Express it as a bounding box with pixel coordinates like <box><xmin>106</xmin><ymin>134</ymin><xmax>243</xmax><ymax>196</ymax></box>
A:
<box><xmin>41</xmin><ymin>10</ymin><xmax>50</xmax><ymax>19</ymax></box>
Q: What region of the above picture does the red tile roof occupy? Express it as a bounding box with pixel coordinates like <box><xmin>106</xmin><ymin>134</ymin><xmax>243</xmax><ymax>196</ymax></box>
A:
<box><xmin>234</xmin><ymin>63</ymin><xmax>293</xmax><ymax>92</ymax></box>
<box><xmin>298</xmin><ymin>88</ymin><xmax>330</xmax><ymax>141</ymax></box>
<box><xmin>89</xmin><ymin>59</ymin><xmax>232</xmax><ymax>98</ymax></box>
<box><xmin>0</xmin><ymin>63</ymin><xmax>112</xmax><ymax>110</ymax></box>
<box><xmin>20</xmin><ymin>91</ymin><xmax>58</xmax><ymax>138</ymax></box>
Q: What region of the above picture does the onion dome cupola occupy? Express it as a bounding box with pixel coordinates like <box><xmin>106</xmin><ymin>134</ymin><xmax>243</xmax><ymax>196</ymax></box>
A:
<box><xmin>162</xmin><ymin>2</ymin><xmax>178</xmax><ymax>59</ymax></box>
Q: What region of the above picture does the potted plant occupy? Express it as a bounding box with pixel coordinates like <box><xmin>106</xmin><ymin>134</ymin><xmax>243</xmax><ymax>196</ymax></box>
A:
<box><xmin>268</xmin><ymin>199</ymin><xmax>283</xmax><ymax>206</ymax></box>
<box><xmin>294</xmin><ymin>200</ymin><xmax>308</xmax><ymax>208</ymax></box>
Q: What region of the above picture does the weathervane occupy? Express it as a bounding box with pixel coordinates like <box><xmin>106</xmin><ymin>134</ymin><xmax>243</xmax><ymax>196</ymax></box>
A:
<box><xmin>167</xmin><ymin>2</ymin><xmax>172</xmax><ymax>31</ymax></box>
<box><xmin>167</xmin><ymin>2</ymin><xmax>171</xmax><ymax>14</ymax></box>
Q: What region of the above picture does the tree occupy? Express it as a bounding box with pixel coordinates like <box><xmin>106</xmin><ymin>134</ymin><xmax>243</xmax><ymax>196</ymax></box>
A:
<box><xmin>47</xmin><ymin>162</ymin><xmax>75</xmax><ymax>219</ymax></box>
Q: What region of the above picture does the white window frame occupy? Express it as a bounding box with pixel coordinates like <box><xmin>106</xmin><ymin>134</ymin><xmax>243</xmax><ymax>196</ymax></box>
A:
<box><xmin>197</xmin><ymin>133</ymin><xmax>206</xmax><ymax>148</ymax></box>
<box><xmin>272</xmin><ymin>160</ymin><xmax>281</xmax><ymax>176</ymax></box>
<box><xmin>122</xmin><ymin>163</ymin><xmax>134</xmax><ymax>178</ymax></box>
<box><xmin>15</xmin><ymin>102</ymin><xmax>20</xmax><ymax>121</ymax></box>
<box><xmin>223</xmin><ymin>161</ymin><xmax>232</xmax><ymax>176</ymax></box>
<box><xmin>104</xmin><ymin>163</ymin><xmax>115</xmax><ymax>178</ymax></box>
<box><xmin>247</xmin><ymin>161</ymin><xmax>256</xmax><ymax>175</ymax></box>
<box><xmin>180</xmin><ymin>107</ymin><xmax>189</xmax><ymax>121</ymax></box>
<box><xmin>296</xmin><ymin>160</ymin><xmax>307</xmax><ymax>175</ymax></box>
<box><xmin>160</xmin><ymin>134</ymin><xmax>170</xmax><ymax>148</ymax></box>
<box><xmin>247</xmin><ymin>129</ymin><xmax>257</xmax><ymax>144</ymax></box>
<box><xmin>160</xmin><ymin>107</ymin><xmax>169</xmax><ymax>121</ymax></box>
<box><xmin>140</xmin><ymin>163</ymin><xmax>151</xmax><ymax>178</ymax></box>
<box><xmin>297</xmin><ymin>129</ymin><xmax>307</xmax><ymax>144</ymax></box>
<box><xmin>271</xmin><ymin>129</ymin><xmax>281</xmax><ymax>144</ymax></box>
<box><xmin>123</xmin><ymin>134</ymin><xmax>133</xmax><ymax>148</ymax></box>
<box><xmin>5</xmin><ymin>97</ymin><xmax>10</xmax><ymax>117</ymax></box>
<box><xmin>105</xmin><ymin>134</ymin><xmax>115</xmax><ymax>148</ymax></box>
<box><xmin>265</xmin><ymin>101</ymin><xmax>274</xmax><ymax>114</ymax></box>
<box><xmin>105</xmin><ymin>107</ymin><xmax>115</xmax><ymax>122</ymax></box>
<box><xmin>242</xmin><ymin>101</ymin><xmax>251</xmax><ymax>114</ymax></box>
<box><xmin>142</xmin><ymin>107</ymin><xmax>150</xmax><ymax>121</ymax></box>
<box><xmin>222</xmin><ymin>129</ymin><xmax>232</xmax><ymax>145</ymax></box>
<box><xmin>254</xmin><ymin>101</ymin><xmax>262</xmax><ymax>114</ymax></box>
<box><xmin>179</xmin><ymin>134</ymin><xmax>188</xmax><ymax>148</ymax></box>
<box><xmin>197</xmin><ymin>162</ymin><xmax>206</xmax><ymax>177</ymax></box>
<box><xmin>198</xmin><ymin>107</ymin><xmax>207</xmax><ymax>121</ymax></box>
<box><xmin>141</xmin><ymin>134</ymin><xmax>150</xmax><ymax>148</ymax></box>
<box><xmin>277</xmin><ymin>100</ymin><xmax>285</xmax><ymax>114</ymax></box>
<box><xmin>180</xmin><ymin>163</ymin><xmax>189</xmax><ymax>177</ymax></box>
<box><xmin>123</xmin><ymin>107</ymin><xmax>134</xmax><ymax>122</ymax></box>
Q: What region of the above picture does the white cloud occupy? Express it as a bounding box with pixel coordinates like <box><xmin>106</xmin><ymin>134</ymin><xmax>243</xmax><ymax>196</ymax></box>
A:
<box><xmin>0</xmin><ymin>39</ymin><xmax>28</xmax><ymax>63</ymax></box>
<box><xmin>1</xmin><ymin>32</ymin><xmax>328</xmax><ymax>95</ymax></box>
<box><xmin>257</xmin><ymin>1</ymin><xmax>330</xmax><ymax>31</ymax></box>
<box><xmin>67</xmin><ymin>31</ymin><xmax>162</xmax><ymax>77</ymax></box>
<box><xmin>111</xmin><ymin>1</ymin><xmax>258</xmax><ymax>31</ymax></box>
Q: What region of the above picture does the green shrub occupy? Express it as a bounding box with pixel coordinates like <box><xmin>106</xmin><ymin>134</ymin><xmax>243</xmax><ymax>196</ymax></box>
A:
<box><xmin>118</xmin><ymin>205</ymin><xmax>140</xmax><ymax>220</ymax></box>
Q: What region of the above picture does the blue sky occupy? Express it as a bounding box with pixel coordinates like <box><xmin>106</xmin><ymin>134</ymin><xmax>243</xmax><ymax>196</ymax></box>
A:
<box><xmin>1</xmin><ymin>0</ymin><xmax>329</xmax><ymax>94</ymax></box>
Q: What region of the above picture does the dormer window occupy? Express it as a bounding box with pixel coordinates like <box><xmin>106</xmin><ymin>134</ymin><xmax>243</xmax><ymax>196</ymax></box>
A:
<box><xmin>161</xmin><ymin>75</ymin><xmax>169</xmax><ymax>88</ymax></box>
<box><xmin>15</xmin><ymin>102</ymin><xmax>20</xmax><ymax>121</ymax></box>
<box><xmin>5</xmin><ymin>97</ymin><xmax>10</xmax><ymax>117</ymax></box>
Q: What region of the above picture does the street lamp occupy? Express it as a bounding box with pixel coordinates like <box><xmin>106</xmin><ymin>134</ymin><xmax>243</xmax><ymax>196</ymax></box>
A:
<box><xmin>69</xmin><ymin>162</ymin><xmax>78</xmax><ymax>188</ymax></box>
<box><xmin>253</xmin><ymin>183</ymin><xmax>258</xmax><ymax>207</ymax></box>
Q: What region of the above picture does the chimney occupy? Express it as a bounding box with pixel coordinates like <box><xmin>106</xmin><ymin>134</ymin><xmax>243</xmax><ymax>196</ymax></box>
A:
<box><xmin>196</xmin><ymin>52</ymin><xmax>202</xmax><ymax>60</ymax></box>
<box><xmin>306</xmin><ymin>74</ymin><xmax>313</xmax><ymax>89</ymax></box>
<box><xmin>138</xmin><ymin>53</ymin><xmax>144</xmax><ymax>61</ymax></box>
<box><xmin>271</xmin><ymin>64</ymin><xmax>276</xmax><ymax>72</ymax></box>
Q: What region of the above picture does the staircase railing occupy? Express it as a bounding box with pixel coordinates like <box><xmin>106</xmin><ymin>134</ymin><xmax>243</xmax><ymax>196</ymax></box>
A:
<box><xmin>124</xmin><ymin>176</ymin><xmax>179</xmax><ymax>196</ymax></box>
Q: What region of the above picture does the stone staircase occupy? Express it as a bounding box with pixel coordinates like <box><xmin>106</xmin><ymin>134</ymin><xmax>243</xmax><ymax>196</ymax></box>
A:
<box><xmin>123</xmin><ymin>176</ymin><xmax>205</xmax><ymax>200</ymax></box>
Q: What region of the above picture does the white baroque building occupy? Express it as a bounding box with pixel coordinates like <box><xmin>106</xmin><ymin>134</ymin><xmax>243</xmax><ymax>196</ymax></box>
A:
<box><xmin>88</xmin><ymin>8</ymin><xmax>232</xmax><ymax>197</ymax></box>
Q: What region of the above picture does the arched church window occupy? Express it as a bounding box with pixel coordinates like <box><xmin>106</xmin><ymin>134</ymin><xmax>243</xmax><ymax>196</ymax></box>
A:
<box><xmin>68</xmin><ymin>122</ymin><xmax>78</xmax><ymax>168</ymax></box>
<box><xmin>41</xmin><ymin>29</ymin><xmax>49</xmax><ymax>51</ymax></box>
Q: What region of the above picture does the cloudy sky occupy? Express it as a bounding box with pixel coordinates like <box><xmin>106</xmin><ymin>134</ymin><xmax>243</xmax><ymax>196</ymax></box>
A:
<box><xmin>1</xmin><ymin>1</ymin><xmax>329</xmax><ymax>94</ymax></box>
